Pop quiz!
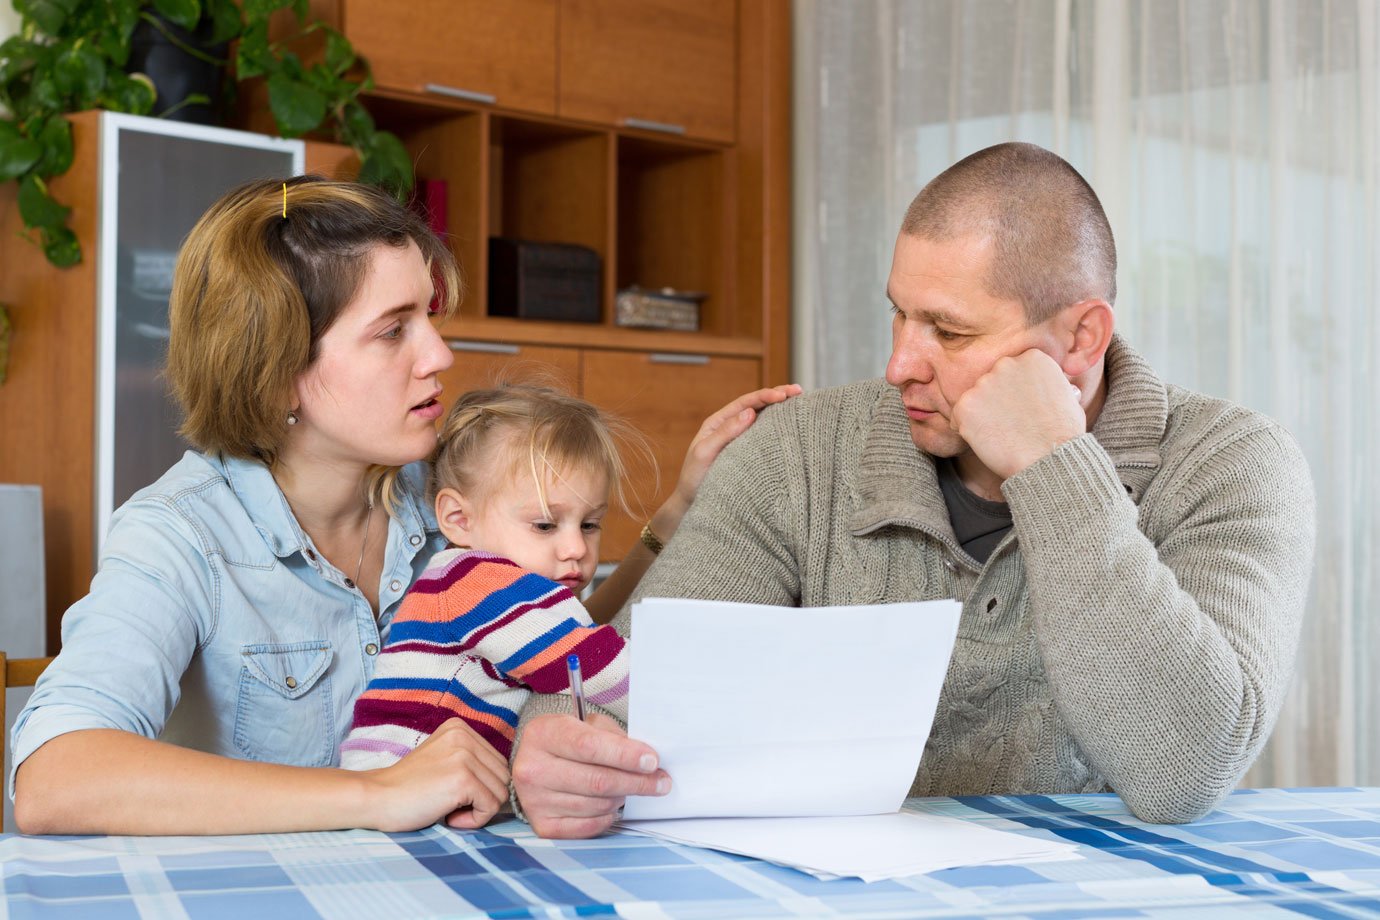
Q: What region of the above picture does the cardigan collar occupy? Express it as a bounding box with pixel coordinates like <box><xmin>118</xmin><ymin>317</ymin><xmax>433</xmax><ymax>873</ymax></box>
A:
<box><xmin>849</xmin><ymin>334</ymin><xmax>1168</xmax><ymax>543</ymax></box>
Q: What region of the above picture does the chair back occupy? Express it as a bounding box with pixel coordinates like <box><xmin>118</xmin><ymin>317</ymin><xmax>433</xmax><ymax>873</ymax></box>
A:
<box><xmin>1</xmin><ymin>652</ymin><xmax>53</xmax><ymax>830</ymax></box>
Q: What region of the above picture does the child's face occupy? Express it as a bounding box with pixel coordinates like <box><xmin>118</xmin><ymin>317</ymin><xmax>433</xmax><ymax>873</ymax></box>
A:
<box><xmin>438</xmin><ymin>465</ymin><xmax>609</xmax><ymax>593</ymax></box>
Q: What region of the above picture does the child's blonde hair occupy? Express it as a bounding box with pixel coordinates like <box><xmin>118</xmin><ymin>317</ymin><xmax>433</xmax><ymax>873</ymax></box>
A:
<box><xmin>432</xmin><ymin>383</ymin><xmax>649</xmax><ymax>517</ymax></box>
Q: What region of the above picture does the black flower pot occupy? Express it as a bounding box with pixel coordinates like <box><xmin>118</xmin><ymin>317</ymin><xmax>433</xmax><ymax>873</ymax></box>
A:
<box><xmin>126</xmin><ymin>14</ymin><xmax>229</xmax><ymax>125</ymax></box>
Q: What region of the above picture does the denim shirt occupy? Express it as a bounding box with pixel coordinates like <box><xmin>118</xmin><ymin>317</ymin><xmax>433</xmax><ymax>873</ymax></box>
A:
<box><xmin>9</xmin><ymin>452</ymin><xmax>446</xmax><ymax>797</ymax></box>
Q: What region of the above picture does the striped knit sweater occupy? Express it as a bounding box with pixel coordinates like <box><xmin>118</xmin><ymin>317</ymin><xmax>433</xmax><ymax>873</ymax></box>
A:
<box><xmin>340</xmin><ymin>549</ymin><xmax>628</xmax><ymax>768</ymax></box>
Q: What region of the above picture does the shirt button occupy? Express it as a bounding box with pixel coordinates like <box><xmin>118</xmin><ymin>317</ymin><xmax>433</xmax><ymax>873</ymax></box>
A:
<box><xmin>344</xmin><ymin>577</ymin><xmax>356</xmax><ymax>590</ymax></box>
<box><xmin>390</xmin><ymin>580</ymin><xmax>402</xmax><ymax>592</ymax></box>
<box><xmin>409</xmin><ymin>535</ymin><xmax>423</xmax><ymax>547</ymax></box>
<box><xmin>285</xmin><ymin>676</ymin><xmax>298</xmax><ymax>689</ymax></box>
<box><xmin>366</xmin><ymin>643</ymin><xmax>379</xmax><ymax>656</ymax></box>
<box><xmin>304</xmin><ymin>548</ymin><xmax>316</xmax><ymax>561</ymax></box>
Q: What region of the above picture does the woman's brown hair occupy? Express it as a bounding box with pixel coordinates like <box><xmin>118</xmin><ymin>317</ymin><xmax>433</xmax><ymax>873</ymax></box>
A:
<box><xmin>166</xmin><ymin>175</ymin><xmax>462</xmax><ymax>507</ymax></box>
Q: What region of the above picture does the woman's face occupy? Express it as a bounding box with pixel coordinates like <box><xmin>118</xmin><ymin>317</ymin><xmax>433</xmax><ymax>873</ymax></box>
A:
<box><xmin>290</xmin><ymin>241</ymin><xmax>454</xmax><ymax>470</ymax></box>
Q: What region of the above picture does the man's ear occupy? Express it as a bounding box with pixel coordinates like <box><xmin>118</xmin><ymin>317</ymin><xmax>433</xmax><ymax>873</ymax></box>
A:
<box><xmin>1058</xmin><ymin>299</ymin><xmax>1115</xmax><ymax>378</ymax></box>
<box><xmin>435</xmin><ymin>487</ymin><xmax>475</xmax><ymax>547</ymax></box>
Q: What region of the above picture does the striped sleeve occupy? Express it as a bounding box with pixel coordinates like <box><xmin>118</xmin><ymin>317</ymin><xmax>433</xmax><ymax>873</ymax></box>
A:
<box><xmin>340</xmin><ymin>550</ymin><xmax>628</xmax><ymax>767</ymax></box>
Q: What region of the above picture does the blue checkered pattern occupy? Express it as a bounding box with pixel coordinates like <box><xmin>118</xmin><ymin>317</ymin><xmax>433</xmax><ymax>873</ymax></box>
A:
<box><xmin>4</xmin><ymin>788</ymin><xmax>1380</xmax><ymax>918</ymax></box>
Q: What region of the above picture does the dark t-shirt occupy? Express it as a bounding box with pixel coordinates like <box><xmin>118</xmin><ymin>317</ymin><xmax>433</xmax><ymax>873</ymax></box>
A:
<box><xmin>936</xmin><ymin>458</ymin><xmax>1013</xmax><ymax>564</ymax></box>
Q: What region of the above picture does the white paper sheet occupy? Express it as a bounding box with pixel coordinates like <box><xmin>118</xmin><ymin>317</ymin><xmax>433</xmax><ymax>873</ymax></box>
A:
<box><xmin>621</xmin><ymin>597</ymin><xmax>962</xmax><ymax>821</ymax></box>
<box><xmin>615</xmin><ymin>812</ymin><xmax>1081</xmax><ymax>882</ymax></box>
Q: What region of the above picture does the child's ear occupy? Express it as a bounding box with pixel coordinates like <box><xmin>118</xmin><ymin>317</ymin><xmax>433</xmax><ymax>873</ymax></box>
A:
<box><xmin>434</xmin><ymin>487</ymin><xmax>475</xmax><ymax>547</ymax></box>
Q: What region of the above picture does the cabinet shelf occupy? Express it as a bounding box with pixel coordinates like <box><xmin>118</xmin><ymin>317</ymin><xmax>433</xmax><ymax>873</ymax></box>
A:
<box><xmin>436</xmin><ymin>315</ymin><xmax>762</xmax><ymax>358</ymax></box>
<box><xmin>338</xmin><ymin>94</ymin><xmax>738</xmax><ymax>336</ymax></box>
<box><xmin>367</xmin><ymin>88</ymin><xmax>732</xmax><ymax>151</ymax></box>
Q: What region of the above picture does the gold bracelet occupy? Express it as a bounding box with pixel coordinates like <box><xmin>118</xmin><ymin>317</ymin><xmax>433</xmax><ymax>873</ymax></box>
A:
<box><xmin>639</xmin><ymin>522</ymin><xmax>665</xmax><ymax>555</ymax></box>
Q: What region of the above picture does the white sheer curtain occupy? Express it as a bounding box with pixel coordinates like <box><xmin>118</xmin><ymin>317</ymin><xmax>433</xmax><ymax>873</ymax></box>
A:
<box><xmin>794</xmin><ymin>0</ymin><xmax>1380</xmax><ymax>788</ymax></box>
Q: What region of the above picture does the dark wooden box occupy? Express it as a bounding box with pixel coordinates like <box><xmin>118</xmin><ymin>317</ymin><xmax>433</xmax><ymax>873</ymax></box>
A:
<box><xmin>487</xmin><ymin>238</ymin><xmax>602</xmax><ymax>322</ymax></box>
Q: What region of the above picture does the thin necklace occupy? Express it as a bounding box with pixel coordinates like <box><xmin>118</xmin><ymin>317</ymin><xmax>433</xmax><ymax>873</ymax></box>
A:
<box><xmin>352</xmin><ymin>502</ymin><xmax>374</xmax><ymax>588</ymax></box>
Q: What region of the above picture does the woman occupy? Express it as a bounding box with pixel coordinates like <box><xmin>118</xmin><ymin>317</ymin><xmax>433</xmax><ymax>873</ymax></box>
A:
<box><xmin>10</xmin><ymin>176</ymin><xmax>797</xmax><ymax>835</ymax></box>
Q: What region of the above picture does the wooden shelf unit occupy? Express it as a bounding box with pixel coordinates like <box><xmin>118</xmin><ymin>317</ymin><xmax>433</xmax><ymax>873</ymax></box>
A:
<box><xmin>0</xmin><ymin>5</ymin><xmax>789</xmax><ymax>640</ymax></box>
<box><xmin>298</xmin><ymin>0</ymin><xmax>791</xmax><ymax>558</ymax></box>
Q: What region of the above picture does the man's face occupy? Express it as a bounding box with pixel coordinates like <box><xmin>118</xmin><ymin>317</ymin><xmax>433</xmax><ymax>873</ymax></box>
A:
<box><xmin>883</xmin><ymin>232</ymin><xmax>1060</xmax><ymax>458</ymax></box>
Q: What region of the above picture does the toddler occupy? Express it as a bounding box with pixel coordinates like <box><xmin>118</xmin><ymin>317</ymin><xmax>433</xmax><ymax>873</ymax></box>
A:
<box><xmin>340</xmin><ymin>384</ymin><xmax>635</xmax><ymax>768</ymax></box>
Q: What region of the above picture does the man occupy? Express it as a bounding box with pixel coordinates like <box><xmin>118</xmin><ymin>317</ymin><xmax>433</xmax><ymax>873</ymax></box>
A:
<box><xmin>510</xmin><ymin>142</ymin><xmax>1316</xmax><ymax>838</ymax></box>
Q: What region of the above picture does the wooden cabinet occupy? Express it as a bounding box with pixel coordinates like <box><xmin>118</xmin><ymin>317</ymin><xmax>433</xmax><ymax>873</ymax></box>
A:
<box><xmin>581</xmin><ymin>351</ymin><xmax>759</xmax><ymax>558</ymax></box>
<box><xmin>435</xmin><ymin>342</ymin><xmax>580</xmax><ymax>398</ymax></box>
<box><xmin>333</xmin><ymin>0</ymin><xmax>558</xmax><ymax>115</ymax></box>
<box><xmin>559</xmin><ymin>0</ymin><xmax>738</xmax><ymax>143</ymax></box>
<box><xmin>314</xmin><ymin>0</ymin><xmax>736</xmax><ymax>141</ymax></box>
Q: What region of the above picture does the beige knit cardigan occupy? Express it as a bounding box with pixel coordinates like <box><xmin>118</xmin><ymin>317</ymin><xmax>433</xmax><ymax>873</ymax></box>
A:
<box><xmin>517</xmin><ymin>336</ymin><xmax>1316</xmax><ymax>824</ymax></box>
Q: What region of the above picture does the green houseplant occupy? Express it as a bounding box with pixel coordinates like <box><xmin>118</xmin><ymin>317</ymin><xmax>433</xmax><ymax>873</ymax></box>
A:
<box><xmin>0</xmin><ymin>0</ymin><xmax>412</xmax><ymax>270</ymax></box>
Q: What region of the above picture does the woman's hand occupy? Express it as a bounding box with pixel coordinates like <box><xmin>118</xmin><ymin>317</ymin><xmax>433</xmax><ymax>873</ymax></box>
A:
<box><xmin>656</xmin><ymin>384</ymin><xmax>802</xmax><ymax>538</ymax></box>
<box><xmin>362</xmin><ymin>718</ymin><xmax>511</xmax><ymax>832</ymax></box>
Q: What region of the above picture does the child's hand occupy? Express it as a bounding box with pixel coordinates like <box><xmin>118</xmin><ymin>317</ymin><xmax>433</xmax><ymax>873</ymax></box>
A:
<box><xmin>362</xmin><ymin>718</ymin><xmax>511</xmax><ymax>832</ymax></box>
<box><xmin>665</xmin><ymin>384</ymin><xmax>803</xmax><ymax>527</ymax></box>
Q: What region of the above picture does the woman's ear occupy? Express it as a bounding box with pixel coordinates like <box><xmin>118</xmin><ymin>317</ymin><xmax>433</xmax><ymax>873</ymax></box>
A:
<box><xmin>1059</xmin><ymin>299</ymin><xmax>1115</xmax><ymax>378</ymax></box>
<box><xmin>435</xmin><ymin>487</ymin><xmax>474</xmax><ymax>547</ymax></box>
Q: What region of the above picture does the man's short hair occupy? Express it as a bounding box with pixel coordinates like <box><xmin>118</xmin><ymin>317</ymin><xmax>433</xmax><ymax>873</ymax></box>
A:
<box><xmin>901</xmin><ymin>142</ymin><xmax>1116</xmax><ymax>325</ymax></box>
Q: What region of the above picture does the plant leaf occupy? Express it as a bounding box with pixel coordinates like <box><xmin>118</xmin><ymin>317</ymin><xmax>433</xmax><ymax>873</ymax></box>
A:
<box><xmin>31</xmin><ymin>115</ymin><xmax>73</xmax><ymax>176</ymax></box>
<box><xmin>111</xmin><ymin>0</ymin><xmax>143</xmax><ymax>44</ymax></box>
<box><xmin>28</xmin><ymin>71</ymin><xmax>62</xmax><ymax>114</ymax></box>
<box><xmin>41</xmin><ymin>223</ymin><xmax>80</xmax><ymax>267</ymax></box>
<box><xmin>0</xmin><ymin>121</ymin><xmax>42</xmax><ymax>181</ymax></box>
<box><xmin>17</xmin><ymin>173</ymin><xmax>69</xmax><ymax>228</ymax></box>
<box><xmin>204</xmin><ymin>0</ymin><xmax>242</xmax><ymax>45</ymax></box>
<box><xmin>16</xmin><ymin>0</ymin><xmax>81</xmax><ymax>36</ymax></box>
<box><xmin>235</xmin><ymin>18</ymin><xmax>270</xmax><ymax>79</ymax></box>
<box><xmin>53</xmin><ymin>43</ymin><xmax>107</xmax><ymax>105</ymax></box>
<box><xmin>0</xmin><ymin>36</ymin><xmax>40</xmax><ymax>87</ymax></box>
<box><xmin>324</xmin><ymin>31</ymin><xmax>354</xmax><ymax>76</ymax></box>
<box><xmin>151</xmin><ymin>0</ymin><xmax>202</xmax><ymax>32</ymax></box>
<box><xmin>357</xmin><ymin>130</ymin><xmax>413</xmax><ymax>196</ymax></box>
<box><xmin>339</xmin><ymin>100</ymin><xmax>374</xmax><ymax>145</ymax></box>
<box><xmin>102</xmin><ymin>72</ymin><xmax>157</xmax><ymax>114</ymax></box>
<box><xmin>267</xmin><ymin>72</ymin><xmax>325</xmax><ymax>136</ymax></box>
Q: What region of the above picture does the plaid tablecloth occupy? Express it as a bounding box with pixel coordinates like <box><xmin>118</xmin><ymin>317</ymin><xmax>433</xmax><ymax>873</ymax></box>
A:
<box><xmin>3</xmin><ymin>788</ymin><xmax>1379</xmax><ymax>918</ymax></box>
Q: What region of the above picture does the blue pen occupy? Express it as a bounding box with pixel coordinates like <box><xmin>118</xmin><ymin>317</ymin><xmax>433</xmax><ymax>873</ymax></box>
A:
<box><xmin>567</xmin><ymin>654</ymin><xmax>588</xmax><ymax>722</ymax></box>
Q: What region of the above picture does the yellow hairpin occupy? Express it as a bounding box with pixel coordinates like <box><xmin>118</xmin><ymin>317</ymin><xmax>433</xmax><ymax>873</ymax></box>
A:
<box><xmin>282</xmin><ymin>182</ymin><xmax>287</xmax><ymax>218</ymax></box>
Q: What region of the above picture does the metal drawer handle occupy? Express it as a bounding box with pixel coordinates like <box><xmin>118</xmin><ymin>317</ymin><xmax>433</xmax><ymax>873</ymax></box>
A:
<box><xmin>424</xmin><ymin>84</ymin><xmax>498</xmax><ymax>105</ymax></box>
<box><xmin>448</xmin><ymin>340</ymin><xmax>520</xmax><ymax>355</ymax></box>
<box><xmin>622</xmin><ymin>117</ymin><xmax>686</xmax><ymax>136</ymax></box>
<box><xmin>649</xmin><ymin>353</ymin><xmax>709</xmax><ymax>365</ymax></box>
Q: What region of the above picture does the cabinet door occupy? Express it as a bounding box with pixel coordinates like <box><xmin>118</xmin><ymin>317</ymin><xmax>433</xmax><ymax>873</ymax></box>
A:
<box><xmin>437</xmin><ymin>342</ymin><xmax>581</xmax><ymax>405</ymax></box>
<box><xmin>559</xmin><ymin>0</ymin><xmax>737</xmax><ymax>143</ymax></box>
<box><xmin>341</xmin><ymin>0</ymin><xmax>557</xmax><ymax>115</ymax></box>
<box><xmin>581</xmin><ymin>350</ymin><xmax>759</xmax><ymax>560</ymax></box>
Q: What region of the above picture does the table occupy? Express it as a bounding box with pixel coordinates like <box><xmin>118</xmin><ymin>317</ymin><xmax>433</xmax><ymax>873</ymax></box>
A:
<box><xmin>4</xmin><ymin>788</ymin><xmax>1379</xmax><ymax>918</ymax></box>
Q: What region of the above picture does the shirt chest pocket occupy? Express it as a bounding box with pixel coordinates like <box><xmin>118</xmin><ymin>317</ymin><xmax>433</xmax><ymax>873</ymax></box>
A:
<box><xmin>233</xmin><ymin>641</ymin><xmax>336</xmax><ymax>767</ymax></box>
